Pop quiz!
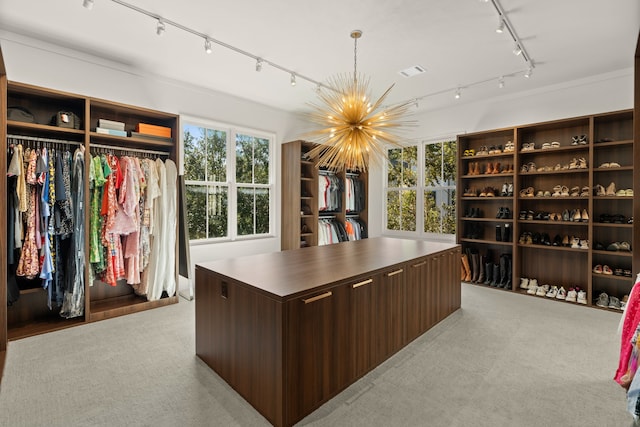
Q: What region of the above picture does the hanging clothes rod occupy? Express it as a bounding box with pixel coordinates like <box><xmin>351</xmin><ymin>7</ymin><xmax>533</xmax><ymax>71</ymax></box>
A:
<box><xmin>89</xmin><ymin>143</ymin><xmax>170</xmax><ymax>157</ymax></box>
<box><xmin>7</xmin><ymin>134</ymin><xmax>82</xmax><ymax>145</ymax></box>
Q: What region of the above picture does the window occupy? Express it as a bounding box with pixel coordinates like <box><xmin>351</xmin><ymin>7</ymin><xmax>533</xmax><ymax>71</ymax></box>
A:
<box><xmin>424</xmin><ymin>141</ymin><xmax>457</xmax><ymax>235</ymax></box>
<box><xmin>386</xmin><ymin>146</ymin><xmax>418</xmax><ymax>232</ymax></box>
<box><xmin>183</xmin><ymin>119</ymin><xmax>274</xmax><ymax>242</ymax></box>
<box><xmin>385</xmin><ymin>140</ymin><xmax>456</xmax><ymax>238</ymax></box>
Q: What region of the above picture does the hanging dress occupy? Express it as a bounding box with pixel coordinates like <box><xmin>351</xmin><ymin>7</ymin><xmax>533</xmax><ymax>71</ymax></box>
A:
<box><xmin>60</xmin><ymin>147</ymin><xmax>85</xmax><ymax>319</ymax></box>
<box><xmin>16</xmin><ymin>149</ymin><xmax>41</xmax><ymax>279</ymax></box>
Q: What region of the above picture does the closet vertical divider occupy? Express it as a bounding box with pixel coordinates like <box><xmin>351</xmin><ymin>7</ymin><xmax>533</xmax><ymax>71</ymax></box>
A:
<box><xmin>0</xmin><ymin>47</ymin><xmax>7</xmax><ymax>381</ymax></box>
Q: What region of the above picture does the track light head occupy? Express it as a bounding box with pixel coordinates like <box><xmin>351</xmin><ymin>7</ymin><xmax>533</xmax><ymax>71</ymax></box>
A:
<box><xmin>454</xmin><ymin>88</ymin><xmax>461</xmax><ymax>99</ymax></box>
<box><xmin>498</xmin><ymin>77</ymin><xmax>505</xmax><ymax>89</ymax></box>
<box><xmin>156</xmin><ymin>19</ymin><xmax>165</xmax><ymax>36</ymax></box>
<box><xmin>290</xmin><ymin>73</ymin><xmax>296</xmax><ymax>86</ymax></box>
<box><xmin>204</xmin><ymin>38</ymin><xmax>212</xmax><ymax>54</ymax></box>
<box><xmin>524</xmin><ymin>67</ymin><xmax>532</xmax><ymax>78</ymax></box>
<box><xmin>513</xmin><ymin>43</ymin><xmax>522</xmax><ymax>56</ymax></box>
<box><xmin>315</xmin><ymin>83</ymin><xmax>322</xmax><ymax>93</ymax></box>
<box><xmin>82</xmin><ymin>0</ymin><xmax>94</xmax><ymax>9</ymax></box>
<box><xmin>496</xmin><ymin>19</ymin><xmax>504</xmax><ymax>33</ymax></box>
<box><xmin>255</xmin><ymin>59</ymin><xmax>263</xmax><ymax>72</ymax></box>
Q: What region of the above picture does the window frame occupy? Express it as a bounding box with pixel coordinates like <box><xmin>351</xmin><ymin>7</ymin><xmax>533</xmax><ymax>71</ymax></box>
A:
<box><xmin>181</xmin><ymin>115</ymin><xmax>276</xmax><ymax>244</ymax></box>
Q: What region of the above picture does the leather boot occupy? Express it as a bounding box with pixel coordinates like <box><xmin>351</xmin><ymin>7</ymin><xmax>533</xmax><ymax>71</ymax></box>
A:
<box><xmin>492</xmin><ymin>162</ymin><xmax>501</xmax><ymax>174</ymax></box>
<box><xmin>490</xmin><ymin>263</ymin><xmax>500</xmax><ymax>287</ymax></box>
<box><xmin>485</xmin><ymin>162</ymin><xmax>493</xmax><ymax>174</ymax></box>
<box><xmin>470</xmin><ymin>251</ymin><xmax>479</xmax><ymax>282</ymax></box>
<box><xmin>476</xmin><ymin>254</ymin><xmax>485</xmax><ymax>283</ymax></box>
<box><xmin>504</xmin><ymin>255</ymin><xmax>512</xmax><ymax>289</ymax></box>
<box><xmin>496</xmin><ymin>225</ymin><xmax>502</xmax><ymax>242</ymax></box>
<box><xmin>499</xmin><ymin>255</ymin><xmax>507</xmax><ymax>287</ymax></box>
<box><xmin>461</xmin><ymin>254</ymin><xmax>467</xmax><ymax>281</ymax></box>
<box><xmin>461</xmin><ymin>253</ymin><xmax>471</xmax><ymax>282</ymax></box>
<box><xmin>468</xmin><ymin>162</ymin><xmax>475</xmax><ymax>176</ymax></box>
<box><xmin>501</xmin><ymin>223</ymin><xmax>511</xmax><ymax>242</ymax></box>
<box><xmin>484</xmin><ymin>262</ymin><xmax>492</xmax><ymax>285</ymax></box>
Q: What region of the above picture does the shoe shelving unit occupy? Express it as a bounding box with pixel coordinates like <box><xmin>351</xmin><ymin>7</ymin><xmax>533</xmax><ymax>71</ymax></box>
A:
<box><xmin>281</xmin><ymin>140</ymin><xmax>368</xmax><ymax>251</ymax></box>
<box><xmin>457</xmin><ymin>109</ymin><xmax>635</xmax><ymax>312</ymax></box>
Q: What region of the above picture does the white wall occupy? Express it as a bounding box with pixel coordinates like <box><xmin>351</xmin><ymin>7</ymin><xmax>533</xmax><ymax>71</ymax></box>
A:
<box><xmin>0</xmin><ymin>31</ymin><xmax>300</xmax><ymax>275</ymax></box>
<box><xmin>368</xmin><ymin>68</ymin><xmax>635</xmax><ymax>238</ymax></box>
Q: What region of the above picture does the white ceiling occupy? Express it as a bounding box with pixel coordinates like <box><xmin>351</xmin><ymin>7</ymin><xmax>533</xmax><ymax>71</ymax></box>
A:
<box><xmin>0</xmin><ymin>0</ymin><xmax>638</xmax><ymax>113</ymax></box>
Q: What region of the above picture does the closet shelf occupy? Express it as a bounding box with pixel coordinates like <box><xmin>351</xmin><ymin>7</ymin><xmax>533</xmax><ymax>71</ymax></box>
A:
<box><xmin>594</xmin><ymin>166</ymin><xmax>634</xmax><ymax>172</ymax></box>
<box><xmin>593</xmin><ymin>139</ymin><xmax>634</xmax><ymax>148</ymax></box>
<box><xmin>459</xmin><ymin>238</ymin><xmax>512</xmax><ymax>246</ymax></box>
<box><xmin>519</xmin><ymin>196</ymin><xmax>588</xmax><ymax>201</ymax></box>
<box><xmin>7</xmin><ymin>120</ymin><xmax>85</xmax><ymax>136</ymax></box>
<box><xmin>460</xmin><ymin>218</ymin><xmax>514</xmax><ymax>223</ymax></box>
<box><xmin>8</xmin><ymin>316</ymin><xmax>85</xmax><ymax>341</ymax></box>
<box><xmin>89</xmin><ymin>294</ymin><xmax>179</xmax><ymax>322</ymax></box>
<box><xmin>593</xmin><ymin>223</ymin><xmax>633</xmax><ymax>229</ymax></box>
<box><xmin>517</xmin><ymin>244</ymin><xmax>589</xmax><ymax>253</ymax></box>
<box><xmin>592</xmin><ymin>250</ymin><xmax>633</xmax><ymax>258</ymax></box>
<box><xmin>518</xmin><ymin>145</ymin><xmax>589</xmax><ymax>154</ymax></box>
<box><xmin>89</xmin><ymin>132</ymin><xmax>174</xmax><ymax>148</ymax></box>
<box><xmin>592</xmin><ymin>273</ymin><xmax>635</xmax><ymax>282</ymax></box>
<box><xmin>461</xmin><ymin>197</ymin><xmax>512</xmax><ymax>201</ymax></box>
<box><xmin>519</xmin><ymin>220</ymin><xmax>588</xmax><ymax>226</ymax></box>
<box><xmin>520</xmin><ymin>169</ymin><xmax>589</xmax><ymax>176</ymax></box>
<box><xmin>461</xmin><ymin>151</ymin><xmax>514</xmax><ymax>160</ymax></box>
<box><xmin>461</xmin><ymin>173</ymin><xmax>514</xmax><ymax>179</ymax></box>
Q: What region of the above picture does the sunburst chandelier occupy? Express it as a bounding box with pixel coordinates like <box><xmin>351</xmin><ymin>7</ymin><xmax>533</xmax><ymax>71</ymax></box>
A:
<box><xmin>304</xmin><ymin>30</ymin><xmax>413</xmax><ymax>172</ymax></box>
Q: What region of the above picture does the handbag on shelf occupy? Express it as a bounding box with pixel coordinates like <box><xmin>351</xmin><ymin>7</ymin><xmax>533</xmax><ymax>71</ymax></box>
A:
<box><xmin>51</xmin><ymin>111</ymin><xmax>81</xmax><ymax>129</ymax></box>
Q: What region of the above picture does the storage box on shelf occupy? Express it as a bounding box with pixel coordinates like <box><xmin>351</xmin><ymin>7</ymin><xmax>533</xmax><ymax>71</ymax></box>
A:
<box><xmin>457</xmin><ymin>129</ymin><xmax>516</xmax><ymax>290</ymax></box>
<box><xmin>457</xmin><ymin>110</ymin><xmax>635</xmax><ymax>312</ymax></box>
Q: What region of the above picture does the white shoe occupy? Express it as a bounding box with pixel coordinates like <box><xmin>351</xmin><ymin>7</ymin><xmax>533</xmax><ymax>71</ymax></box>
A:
<box><xmin>527</xmin><ymin>278</ymin><xmax>538</xmax><ymax>295</ymax></box>
<box><xmin>536</xmin><ymin>284</ymin><xmax>550</xmax><ymax>297</ymax></box>
<box><xmin>566</xmin><ymin>288</ymin><xmax>577</xmax><ymax>303</ymax></box>
<box><xmin>519</xmin><ymin>277</ymin><xmax>529</xmax><ymax>289</ymax></box>
<box><xmin>577</xmin><ymin>290</ymin><xmax>587</xmax><ymax>304</ymax></box>
<box><xmin>546</xmin><ymin>285</ymin><xmax>558</xmax><ymax>298</ymax></box>
<box><xmin>556</xmin><ymin>286</ymin><xmax>567</xmax><ymax>300</ymax></box>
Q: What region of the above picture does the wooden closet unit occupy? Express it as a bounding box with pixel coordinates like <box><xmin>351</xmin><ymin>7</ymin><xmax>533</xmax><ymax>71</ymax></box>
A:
<box><xmin>1</xmin><ymin>80</ymin><xmax>180</xmax><ymax>362</ymax></box>
<box><xmin>281</xmin><ymin>140</ymin><xmax>368</xmax><ymax>250</ymax></box>
<box><xmin>457</xmin><ymin>109</ymin><xmax>635</xmax><ymax>311</ymax></box>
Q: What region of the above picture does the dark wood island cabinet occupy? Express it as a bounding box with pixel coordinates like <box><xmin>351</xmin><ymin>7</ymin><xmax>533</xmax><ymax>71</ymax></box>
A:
<box><xmin>195</xmin><ymin>237</ymin><xmax>461</xmax><ymax>427</ymax></box>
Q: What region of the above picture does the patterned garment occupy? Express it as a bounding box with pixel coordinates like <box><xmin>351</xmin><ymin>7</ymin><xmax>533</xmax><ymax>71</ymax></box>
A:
<box><xmin>16</xmin><ymin>183</ymin><xmax>40</xmax><ymax>279</ymax></box>
<box><xmin>54</xmin><ymin>150</ymin><xmax>73</xmax><ymax>236</ymax></box>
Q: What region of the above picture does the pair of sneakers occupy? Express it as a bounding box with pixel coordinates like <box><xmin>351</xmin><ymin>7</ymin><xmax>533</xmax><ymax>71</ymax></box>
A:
<box><xmin>596</xmin><ymin>292</ymin><xmax>624</xmax><ymax>310</ymax></box>
<box><xmin>566</xmin><ymin>287</ymin><xmax>587</xmax><ymax>304</ymax></box>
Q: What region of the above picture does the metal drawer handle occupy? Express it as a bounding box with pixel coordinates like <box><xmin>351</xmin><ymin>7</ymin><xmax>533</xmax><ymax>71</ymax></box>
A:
<box><xmin>387</xmin><ymin>268</ymin><xmax>404</xmax><ymax>277</ymax></box>
<box><xmin>352</xmin><ymin>279</ymin><xmax>373</xmax><ymax>289</ymax></box>
<box><xmin>303</xmin><ymin>291</ymin><xmax>333</xmax><ymax>304</ymax></box>
<box><xmin>411</xmin><ymin>261</ymin><xmax>427</xmax><ymax>268</ymax></box>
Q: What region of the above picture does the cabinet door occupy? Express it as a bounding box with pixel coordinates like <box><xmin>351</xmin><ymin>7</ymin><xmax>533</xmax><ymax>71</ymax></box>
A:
<box><xmin>287</xmin><ymin>285</ymin><xmax>347</xmax><ymax>423</ymax></box>
<box><xmin>349</xmin><ymin>266</ymin><xmax>405</xmax><ymax>379</ymax></box>
<box><xmin>349</xmin><ymin>275</ymin><xmax>378</xmax><ymax>379</ymax></box>
<box><xmin>377</xmin><ymin>266</ymin><xmax>406</xmax><ymax>360</ymax></box>
<box><xmin>406</xmin><ymin>256</ymin><xmax>431</xmax><ymax>342</ymax></box>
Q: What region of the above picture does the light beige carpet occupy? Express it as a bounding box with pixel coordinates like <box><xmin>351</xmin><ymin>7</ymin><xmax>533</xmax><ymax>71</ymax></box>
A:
<box><xmin>0</xmin><ymin>283</ymin><xmax>632</xmax><ymax>426</ymax></box>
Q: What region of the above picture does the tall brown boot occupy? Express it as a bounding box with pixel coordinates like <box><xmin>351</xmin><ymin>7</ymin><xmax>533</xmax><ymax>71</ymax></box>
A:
<box><xmin>485</xmin><ymin>162</ymin><xmax>493</xmax><ymax>174</ymax></box>
<box><xmin>461</xmin><ymin>254</ymin><xmax>471</xmax><ymax>282</ymax></box>
<box><xmin>492</xmin><ymin>162</ymin><xmax>501</xmax><ymax>174</ymax></box>
<box><xmin>468</xmin><ymin>162</ymin><xmax>475</xmax><ymax>176</ymax></box>
<box><xmin>461</xmin><ymin>256</ymin><xmax>466</xmax><ymax>281</ymax></box>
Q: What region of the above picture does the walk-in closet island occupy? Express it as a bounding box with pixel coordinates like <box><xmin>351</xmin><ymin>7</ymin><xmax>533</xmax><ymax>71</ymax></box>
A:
<box><xmin>195</xmin><ymin>237</ymin><xmax>461</xmax><ymax>427</ymax></box>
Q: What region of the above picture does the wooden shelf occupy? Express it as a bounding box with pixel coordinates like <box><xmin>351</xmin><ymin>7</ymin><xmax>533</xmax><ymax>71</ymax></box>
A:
<box><xmin>458</xmin><ymin>109</ymin><xmax>634</xmax><ymax>312</ymax></box>
<box><xmin>461</xmin><ymin>173</ymin><xmax>514</xmax><ymax>179</ymax></box>
<box><xmin>592</xmin><ymin>273</ymin><xmax>635</xmax><ymax>281</ymax></box>
<box><xmin>7</xmin><ymin>120</ymin><xmax>85</xmax><ymax>136</ymax></box>
<box><xmin>8</xmin><ymin>316</ymin><xmax>85</xmax><ymax>341</ymax></box>
<box><xmin>89</xmin><ymin>294</ymin><xmax>178</xmax><ymax>322</ymax></box>
<box><xmin>460</xmin><ymin>217</ymin><xmax>514</xmax><ymax>222</ymax></box>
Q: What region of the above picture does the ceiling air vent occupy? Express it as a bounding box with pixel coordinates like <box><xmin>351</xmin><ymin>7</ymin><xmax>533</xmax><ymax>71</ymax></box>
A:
<box><xmin>399</xmin><ymin>65</ymin><xmax>426</xmax><ymax>78</ymax></box>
